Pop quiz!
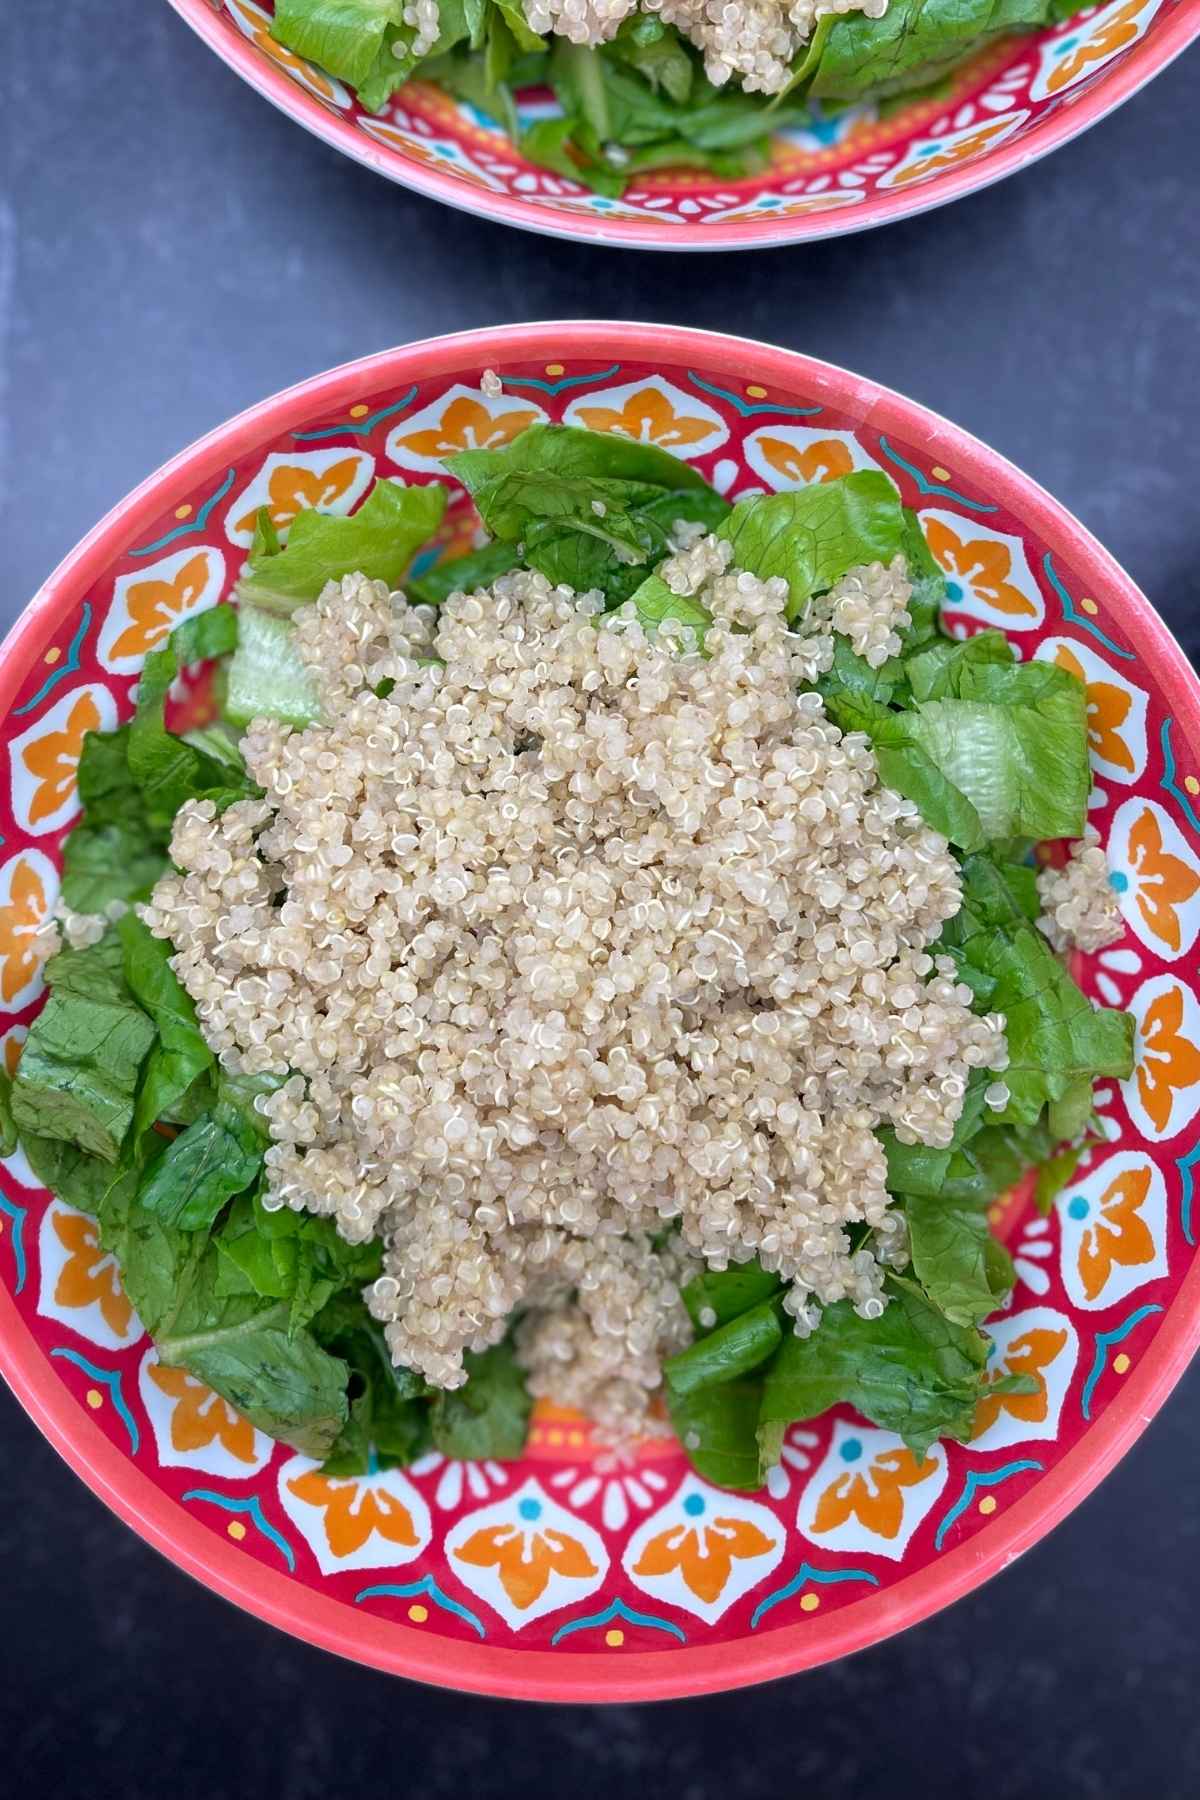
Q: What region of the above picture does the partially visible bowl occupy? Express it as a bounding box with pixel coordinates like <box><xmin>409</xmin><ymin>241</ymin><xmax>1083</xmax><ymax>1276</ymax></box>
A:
<box><xmin>166</xmin><ymin>0</ymin><xmax>1197</xmax><ymax>249</ymax></box>
<box><xmin>3</xmin><ymin>322</ymin><xmax>1200</xmax><ymax>1700</ymax></box>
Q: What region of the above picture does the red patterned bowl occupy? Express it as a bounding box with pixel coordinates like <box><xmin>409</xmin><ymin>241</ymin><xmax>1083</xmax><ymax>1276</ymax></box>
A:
<box><xmin>166</xmin><ymin>0</ymin><xmax>1197</xmax><ymax>248</ymax></box>
<box><xmin>4</xmin><ymin>323</ymin><xmax>1200</xmax><ymax>1700</ymax></box>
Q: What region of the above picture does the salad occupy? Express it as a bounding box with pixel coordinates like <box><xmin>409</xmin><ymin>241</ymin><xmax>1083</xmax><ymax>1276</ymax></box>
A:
<box><xmin>6</xmin><ymin>415</ymin><xmax>1133</xmax><ymax>1492</ymax></box>
<box><xmin>267</xmin><ymin>0</ymin><xmax>1080</xmax><ymax>196</ymax></box>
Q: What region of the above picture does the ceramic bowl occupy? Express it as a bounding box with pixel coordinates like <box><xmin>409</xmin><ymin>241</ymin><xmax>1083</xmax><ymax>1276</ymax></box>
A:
<box><xmin>166</xmin><ymin>0</ymin><xmax>1197</xmax><ymax>249</ymax></box>
<box><xmin>4</xmin><ymin>322</ymin><xmax>1200</xmax><ymax>1700</ymax></box>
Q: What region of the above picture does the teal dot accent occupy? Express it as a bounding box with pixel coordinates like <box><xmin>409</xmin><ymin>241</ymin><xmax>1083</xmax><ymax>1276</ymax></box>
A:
<box><xmin>518</xmin><ymin>1497</ymin><xmax>542</xmax><ymax>1521</ymax></box>
<box><xmin>919</xmin><ymin>142</ymin><xmax>943</xmax><ymax>158</ymax></box>
<box><xmin>840</xmin><ymin>1437</ymin><xmax>863</xmax><ymax>1463</ymax></box>
<box><xmin>683</xmin><ymin>1493</ymin><xmax>706</xmax><ymax>1516</ymax></box>
<box><xmin>1068</xmin><ymin>1195</ymin><xmax>1090</xmax><ymax>1221</ymax></box>
<box><xmin>1109</xmin><ymin>870</ymin><xmax>1129</xmax><ymax>893</ymax></box>
<box><xmin>945</xmin><ymin>579</ymin><xmax>964</xmax><ymax>602</ymax></box>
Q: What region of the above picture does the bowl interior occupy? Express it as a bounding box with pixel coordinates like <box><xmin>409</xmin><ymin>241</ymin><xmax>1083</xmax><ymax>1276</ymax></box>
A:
<box><xmin>4</xmin><ymin>325</ymin><xmax>1200</xmax><ymax>1700</ymax></box>
<box><xmin>173</xmin><ymin>0</ymin><xmax>1192</xmax><ymax>246</ymax></box>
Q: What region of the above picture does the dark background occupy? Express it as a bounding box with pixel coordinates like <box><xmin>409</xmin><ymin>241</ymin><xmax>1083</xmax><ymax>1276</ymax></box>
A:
<box><xmin>3</xmin><ymin>5</ymin><xmax>1199</xmax><ymax>1796</ymax></box>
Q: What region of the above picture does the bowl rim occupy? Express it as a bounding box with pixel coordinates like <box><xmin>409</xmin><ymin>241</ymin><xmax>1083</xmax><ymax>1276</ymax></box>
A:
<box><xmin>5</xmin><ymin>321</ymin><xmax>1200</xmax><ymax>1700</ymax></box>
<box><xmin>163</xmin><ymin>0</ymin><xmax>1200</xmax><ymax>251</ymax></box>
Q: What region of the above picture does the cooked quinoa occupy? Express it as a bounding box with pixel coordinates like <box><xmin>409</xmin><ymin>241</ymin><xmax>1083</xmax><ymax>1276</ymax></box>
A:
<box><xmin>142</xmin><ymin>543</ymin><xmax>1011</xmax><ymax>1435</ymax></box>
<box><xmin>1037</xmin><ymin>827</ymin><xmax>1124</xmax><ymax>954</ymax></box>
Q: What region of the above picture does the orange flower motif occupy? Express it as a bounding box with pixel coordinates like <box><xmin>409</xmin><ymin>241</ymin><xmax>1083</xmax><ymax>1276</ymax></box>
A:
<box><xmin>573</xmin><ymin>386</ymin><xmax>715</xmax><ymax>451</ymax></box>
<box><xmin>1124</xmin><ymin>808</ymin><xmax>1200</xmax><ymax>954</ymax></box>
<box><xmin>0</xmin><ymin>861</ymin><xmax>49</xmax><ymax>1004</ymax></box>
<box><xmin>1047</xmin><ymin>0</ymin><xmax>1144</xmax><ymax>94</ymax></box>
<box><xmin>21</xmin><ymin>689</ymin><xmax>101</xmax><ymax>825</ymax></box>
<box><xmin>245</xmin><ymin>18</ymin><xmax>341</xmax><ymax>104</ymax></box>
<box><xmin>147</xmin><ymin>1363</ymin><xmax>258</xmax><ymax>1464</ymax></box>
<box><xmin>892</xmin><ymin>120</ymin><xmax>1012</xmax><ymax>187</ymax></box>
<box><xmin>455</xmin><ymin>1522</ymin><xmax>598</xmax><ymax>1610</ymax></box>
<box><xmin>1075</xmin><ymin>1167</ymin><xmax>1155</xmax><ymax>1303</ymax></box>
<box><xmin>287</xmin><ymin>1471</ymin><xmax>419</xmax><ymax>1558</ymax></box>
<box><xmin>235</xmin><ymin>457</ymin><xmax>364</xmax><ymax>537</ymax></box>
<box><xmin>51</xmin><ymin>1212</ymin><xmax>133</xmax><ymax>1338</ymax></box>
<box><xmin>758</xmin><ymin>435</ymin><xmax>854</xmax><ymax>487</ymax></box>
<box><xmin>1053</xmin><ymin>643</ymin><xmax>1135</xmax><ymax>774</ymax></box>
<box><xmin>396</xmin><ymin>396</ymin><xmax>541</xmax><ymax>461</ymax></box>
<box><xmin>974</xmin><ymin>1326</ymin><xmax>1068</xmax><ymax>1437</ymax></box>
<box><xmin>108</xmin><ymin>552</ymin><xmax>213</xmax><ymax>664</ymax></box>
<box><xmin>1135</xmin><ymin>986</ymin><xmax>1200</xmax><ymax>1133</ymax></box>
<box><xmin>635</xmin><ymin>1515</ymin><xmax>776</xmax><ymax>1604</ymax></box>
<box><xmin>812</xmin><ymin>1446</ymin><xmax>937</xmax><ymax>1540</ymax></box>
<box><xmin>925</xmin><ymin>518</ymin><xmax>1037</xmax><ymax>619</ymax></box>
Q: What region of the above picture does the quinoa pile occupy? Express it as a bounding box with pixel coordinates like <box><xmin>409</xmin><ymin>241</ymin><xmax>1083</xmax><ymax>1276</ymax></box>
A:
<box><xmin>416</xmin><ymin>0</ymin><xmax>889</xmax><ymax>96</ymax></box>
<box><xmin>1036</xmin><ymin>826</ymin><xmax>1124</xmax><ymax>954</ymax></box>
<box><xmin>142</xmin><ymin>539</ymin><xmax>1011</xmax><ymax>1437</ymax></box>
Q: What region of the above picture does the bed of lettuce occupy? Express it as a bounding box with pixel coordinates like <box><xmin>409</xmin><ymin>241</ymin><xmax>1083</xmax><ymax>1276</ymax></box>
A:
<box><xmin>268</xmin><ymin>0</ymin><xmax>1080</xmax><ymax>196</ymax></box>
<box><xmin>4</xmin><ymin>421</ymin><xmax>1132</xmax><ymax>1486</ymax></box>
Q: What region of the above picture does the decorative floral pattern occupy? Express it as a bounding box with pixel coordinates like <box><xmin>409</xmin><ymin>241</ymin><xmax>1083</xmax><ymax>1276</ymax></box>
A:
<box><xmin>1108</xmin><ymin>798</ymin><xmax>1200</xmax><ymax>959</ymax></box>
<box><xmin>972</xmin><ymin>1308</ymin><xmax>1078</xmax><ymax>1452</ymax></box>
<box><xmin>922</xmin><ymin>511</ymin><xmax>1044</xmax><ymax>629</ymax></box>
<box><xmin>744</xmin><ymin>425</ymin><xmax>882</xmax><ymax>491</ymax></box>
<box><xmin>97</xmin><ymin>547</ymin><xmax>227</xmax><ymax>673</ymax></box>
<box><xmin>445</xmin><ymin>1480</ymin><xmax>608</xmax><ymax>1630</ymax></box>
<box><xmin>10</xmin><ymin>684</ymin><xmax>118</xmax><ymax>834</ymax></box>
<box><xmin>139</xmin><ymin>1350</ymin><xmax>274</xmax><ymax>1476</ymax></box>
<box><xmin>2</xmin><ymin>347</ymin><xmax>1199</xmax><ymax>1683</ymax></box>
<box><xmin>1031</xmin><ymin>0</ymin><xmax>1164</xmax><ymax>102</ymax></box>
<box><xmin>1056</xmin><ymin>1152</ymin><xmax>1168</xmax><ymax>1311</ymax></box>
<box><xmin>878</xmin><ymin>111</ymin><xmax>1029</xmax><ymax>189</ymax></box>
<box><xmin>562</xmin><ymin>377</ymin><xmax>727</xmax><ymax>457</ymax></box>
<box><xmin>796</xmin><ymin>1422</ymin><xmax>948</xmax><ymax>1561</ymax></box>
<box><xmin>278</xmin><ymin>1455</ymin><xmax>432</xmax><ymax>1576</ymax></box>
<box><xmin>226</xmin><ymin>449</ymin><xmax>375</xmax><ymax>546</ymax></box>
<box><xmin>1124</xmin><ymin>976</ymin><xmax>1200</xmax><ymax>1142</ymax></box>
<box><xmin>623</xmin><ymin>1476</ymin><xmax>784</xmax><ymax>1624</ymax></box>
<box><xmin>0</xmin><ymin>851</ymin><xmax>57</xmax><ymax>1009</ymax></box>
<box><xmin>1036</xmin><ymin>636</ymin><xmax>1149</xmax><ymax>784</ymax></box>
<box><xmin>386</xmin><ymin>386</ymin><xmax>545</xmax><ymax>475</ymax></box>
<box><xmin>37</xmin><ymin>1201</ymin><xmax>143</xmax><ymax>1352</ymax></box>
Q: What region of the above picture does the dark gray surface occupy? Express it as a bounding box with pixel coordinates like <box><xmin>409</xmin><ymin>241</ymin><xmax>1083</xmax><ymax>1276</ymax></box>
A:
<box><xmin>2</xmin><ymin>5</ymin><xmax>1200</xmax><ymax>1796</ymax></box>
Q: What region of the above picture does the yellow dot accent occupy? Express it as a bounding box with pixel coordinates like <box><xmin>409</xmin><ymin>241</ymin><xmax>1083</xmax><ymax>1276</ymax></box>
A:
<box><xmin>349</xmin><ymin>404</ymin><xmax>370</xmax><ymax>419</ymax></box>
<box><xmin>567</xmin><ymin>1429</ymin><xmax>585</xmax><ymax>1447</ymax></box>
<box><xmin>408</xmin><ymin>1603</ymin><xmax>429</xmax><ymax>1623</ymax></box>
<box><xmin>547</xmin><ymin>1427</ymin><xmax>564</xmax><ymax>1445</ymax></box>
<box><xmin>85</xmin><ymin>1387</ymin><xmax>103</xmax><ymax>1410</ymax></box>
<box><xmin>227</xmin><ymin>1519</ymin><xmax>247</xmax><ymax>1541</ymax></box>
<box><xmin>799</xmin><ymin>1593</ymin><xmax>820</xmax><ymax>1613</ymax></box>
<box><xmin>604</xmin><ymin>1628</ymin><xmax>625</xmax><ymax>1647</ymax></box>
<box><xmin>1113</xmin><ymin>1352</ymin><xmax>1131</xmax><ymax>1375</ymax></box>
<box><xmin>1080</xmin><ymin>598</ymin><xmax>1099</xmax><ymax>616</ymax></box>
<box><xmin>1185</xmin><ymin>777</ymin><xmax>1200</xmax><ymax>797</ymax></box>
<box><xmin>987</xmin><ymin>1204</ymin><xmax>1003</xmax><ymax>1226</ymax></box>
<box><xmin>978</xmin><ymin>1494</ymin><xmax>997</xmax><ymax>1516</ymax></box>
<box><xmin>43</xmin><ymin>647</ymin><xmax>62</xmax><ymax>666</ymax></box>
<box><xmin>545</xmin><ymin>363</ymin><xmax>564</xmax><ymax>377</ymax></box>
<box><xmin>746</xmin><ymin>385</ymin><xmax>768</xmax><ymax>400</ymax></box>
<box><xmin>174</xmin><ymin>503</ymin><xmax>194</xmax><ymax>521</ymax></box>
<box><xmin>931</xmin><ymin>465</ymin><xmax>951</xmax><ymax>482</ymax></box>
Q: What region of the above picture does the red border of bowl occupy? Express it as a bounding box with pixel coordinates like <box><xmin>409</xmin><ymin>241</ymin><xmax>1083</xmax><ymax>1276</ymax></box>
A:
<box><xmin>164</xmin><ymin>0</ymin><xmax>1200</xmax><ymax>250</ymax></box>
<box><xmin>5</xmin><ymin>323</ymin><xmax>1200</xmax><ymax>1699</ymax></box>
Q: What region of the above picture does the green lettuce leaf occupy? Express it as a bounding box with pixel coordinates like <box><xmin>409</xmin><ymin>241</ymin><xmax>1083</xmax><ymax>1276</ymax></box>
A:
<box><xmin>758</xmin><ymin>1279</ymin><xmax>994</xmax><ymax>1459</ymax></box>
<box><xmin>664</xmin><ymin>1297</ymin><xmax>784</xmax><ymax>1395</ymax></box>
<box><xmin>667</xmin><ymin>1376</ymin><xmax>764</xmax><ymax>1491</ymax></box>
<box><xmin>406</xmin><ymin>540</ymin><xmax>522</xmax><ymax>605</ymax></box>
<box><xmin>809</xmin><ymin>0</ymin><xmax>1057</xmax><ymax>102</ymax></box>
<box><xmin>118</xmin><ymin>914</ymin><xmax>216</xmax><ymax>1136</ymax></box>
<box><xmin>717</xmin><ymin>471</ymin><xmax>907</xmax><ymax>619</ymax></box>
<box><xmin>429</xmin><ymin>1338</ymin><xmax>532</xmax><ymax>1459</ymax></box>
<box><xmin>11</xmin><ymin>936</ymin><xmax>156</xmax><ymax>1162</ymax></box>
<box><xmin>235</xmin><ymin>478</ymin><xmax>447</xmax><ymax>614</ymax></box>
<box><xmin>904</xmin><ymin>1193</ymin><xmax>1015</xmax><ymax>1328</ymax></box>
